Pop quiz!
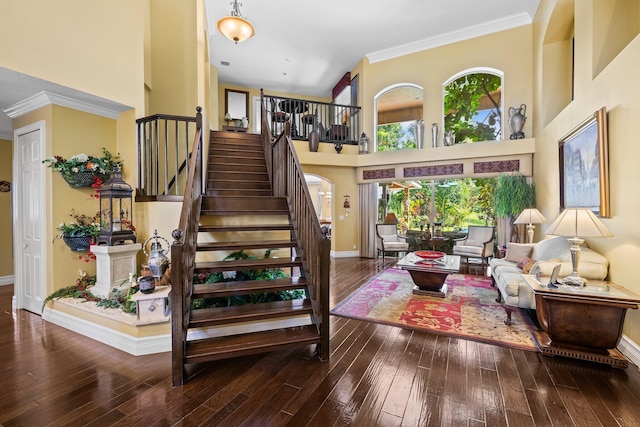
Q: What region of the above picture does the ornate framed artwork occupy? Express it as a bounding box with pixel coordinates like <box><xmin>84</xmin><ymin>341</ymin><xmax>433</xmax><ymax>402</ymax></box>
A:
<box><xmin>559</xmin><ymin>107</ymin><xmax>610</xmax><ymax>217</ymax></box>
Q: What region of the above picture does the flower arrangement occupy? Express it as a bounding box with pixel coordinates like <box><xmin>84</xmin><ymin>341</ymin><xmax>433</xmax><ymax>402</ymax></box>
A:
<box><xmin>43</xmin><ymin>147</ymin><xmax>122</xmax><ymax>187</ymax></box>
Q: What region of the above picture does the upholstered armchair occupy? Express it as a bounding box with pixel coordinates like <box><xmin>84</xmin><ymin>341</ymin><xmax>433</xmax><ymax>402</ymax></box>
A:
<box><xmin>452</xmin><ymin>226</ymin><xmax>495</xmax><ymax>273</ymax></box>
<box><xmin>376</xmin><ymin>224</ymin><xmax>409</xmax><ymax>260</ymax></box>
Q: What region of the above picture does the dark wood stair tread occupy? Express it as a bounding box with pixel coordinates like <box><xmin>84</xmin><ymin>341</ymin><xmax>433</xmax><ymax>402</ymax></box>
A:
<box><xmin>193</xmin><ymin>276</ymin><xmax>307</xmax><ymax>298</ymax></box>
<box><xmin>197</xmin><ymin>240</ymin><xmax>296</xmax><ymax>251</ymax></box>
<box><xmin>194</xmin><ymin>257</ymin><xmax>302</xmax><ymax>273</ymax></box>
<box><xmin>189</xmin><ymin>299</ymin><xmax>313</xmax><ymax>328</ymax></box>
<box><xmin>199</xmin><ymin>224</ymin><xmax>293</xmax><ymax>233</ymax></box>
<box><xmin>184</xmin><ymin>325</ymin><xmax>320</xmax><ymax>364</ymax></box>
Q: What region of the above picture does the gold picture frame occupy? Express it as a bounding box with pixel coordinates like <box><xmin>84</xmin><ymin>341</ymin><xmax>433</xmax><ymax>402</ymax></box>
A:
<box><xmin>559</xmin><ymin>107</ymin><xmax>610</xmax><ymax>217</ymax></box>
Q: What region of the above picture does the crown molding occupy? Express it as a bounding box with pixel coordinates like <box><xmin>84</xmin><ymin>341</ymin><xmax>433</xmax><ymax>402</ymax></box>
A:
<box><xmin>3</xmin><ymin>90</ymin><xmax>124</xmax><ymax>120</ymax></box>
<box><xmin>366</xmin><ymin>12</ymin><xmax>533</xmax><ymax>64</ymax></box>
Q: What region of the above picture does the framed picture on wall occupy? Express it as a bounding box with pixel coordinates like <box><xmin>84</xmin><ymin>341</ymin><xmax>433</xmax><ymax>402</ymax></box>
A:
<box><xmin>558</xmin><ymin>106</ymin><xmax>610</xmax><ymax>217</ymax></box>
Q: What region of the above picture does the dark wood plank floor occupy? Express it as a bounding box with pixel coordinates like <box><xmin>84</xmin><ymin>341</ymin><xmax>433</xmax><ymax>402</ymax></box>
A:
<box><xmin>2</xmin><ymin>257</ymin><xmax>640</xmax><ymax>426</ymax></box>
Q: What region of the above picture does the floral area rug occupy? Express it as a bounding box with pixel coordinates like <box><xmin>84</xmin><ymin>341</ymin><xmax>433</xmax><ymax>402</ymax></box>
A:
<box><xmin>331</xmin><ymin>268</ymin><xmax>539</xmax><ymax>351</ymax></box>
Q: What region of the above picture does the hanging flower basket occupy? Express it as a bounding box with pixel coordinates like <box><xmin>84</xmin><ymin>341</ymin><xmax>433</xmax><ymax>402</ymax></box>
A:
<box><xmin>61</xmin><ymin>171</ymin><xmax>109</xmax><ymax>188</ymax></box>
<box><xmin>42</xmin><ymin>148</ymin><xmax>122</xmax><ymax>188</ymax></box>
<box><xmin>62</xmin><ymin>235</ymin><xmax>93</xmax><ymax>252</ymax></box>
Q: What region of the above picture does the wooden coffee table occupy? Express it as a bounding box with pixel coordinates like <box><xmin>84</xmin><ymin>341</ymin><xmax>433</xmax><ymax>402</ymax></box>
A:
<box><xmin>397</xmin><ymin>252</ymin><xmax>460</xmax><ymax>297</ymax></box>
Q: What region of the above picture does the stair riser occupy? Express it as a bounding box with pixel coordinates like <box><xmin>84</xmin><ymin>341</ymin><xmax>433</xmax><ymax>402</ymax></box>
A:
<box><xmin>210</xmin><ymin>164</ymin><xmax>268</xmax><ymax>173</ymax></box>
<box><xmin>184</xmin><ymin>337</ymin><xmax>321</xmax><ymax>365</ymax></box>
<box><xmin>201</xmin><ymin>196</ymin><xmax>288</xmax><ymax>213</ymax></box>
<box><xmin>208</xmin><ymin>155</ymin><xmax>266</xmax><ymax>166</ymax></box>
<box><xmin>206</xmin><ymin>180</ymin><xmax>271</xmax><ymax>189</ymax></box>
<box><xmin>207</xmin><ymin>172</ymin><xmax>269</xmax><ymax>183</ymax></box>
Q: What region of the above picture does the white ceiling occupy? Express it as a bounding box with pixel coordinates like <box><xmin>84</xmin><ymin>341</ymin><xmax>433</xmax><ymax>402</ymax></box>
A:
<box><xmin>0</xmin><ymin>0</ymin><xmax>539</xmax><ymax>139</ymax></box>
<box><xmin>207</xmin><ymin>0</ymin><xmax>540</xmax><ymax>97</ymax></box>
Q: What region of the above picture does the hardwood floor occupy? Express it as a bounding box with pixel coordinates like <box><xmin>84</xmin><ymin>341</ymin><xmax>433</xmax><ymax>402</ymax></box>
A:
<box><xmin>2</xmin><ymin>257</ymin><xmax>640</xmax><ymax>426</ymax></box>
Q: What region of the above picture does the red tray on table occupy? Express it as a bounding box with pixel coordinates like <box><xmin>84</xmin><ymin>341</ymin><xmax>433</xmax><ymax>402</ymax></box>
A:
<box><xmin>414</xmin><ymin>250</ymin><xmax>446</xmax><ymax>259</ymax></box>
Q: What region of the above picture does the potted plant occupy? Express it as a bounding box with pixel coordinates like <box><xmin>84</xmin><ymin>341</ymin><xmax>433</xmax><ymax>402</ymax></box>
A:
<box><xmin>55</xmin><ymin>209</ymin><xmax>101</xmax><ymax>252</ymax></box>
<box><xmin>493</xmin><ymin>173</ymin><xmax>535</xmax><ymax>244</ymax></box>
<box><xmin>42</xmin><ymin>147</ymin><xmax>122</xmax><ymax>187</ymax></box>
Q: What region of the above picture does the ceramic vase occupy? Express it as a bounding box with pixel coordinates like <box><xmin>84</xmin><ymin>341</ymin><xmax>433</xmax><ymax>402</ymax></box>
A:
<box><xmin>308</xmin><ymin>130</ymin><xmax>319</xmax><ymax>152</ymax></box>
<box><xmin>431</xmin><ymin>123</ymin><xmax>439</xmax><ymax>148</ymax></box>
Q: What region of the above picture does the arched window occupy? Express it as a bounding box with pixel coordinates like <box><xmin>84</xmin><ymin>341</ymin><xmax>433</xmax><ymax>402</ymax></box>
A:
<box><xmin>443</xmin><ymin>69</ymin><xmax>503</xmax><ymax>143</ymax></box>
<box><xmin>374</xmin><ymin>84</ymin><xmax>424</xmax><ymax>152</ymax></box>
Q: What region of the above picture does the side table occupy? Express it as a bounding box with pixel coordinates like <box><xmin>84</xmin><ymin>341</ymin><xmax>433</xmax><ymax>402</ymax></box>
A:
<box><xmin>522</xmin><ymin>274</ymin><xmax>640</xmax><ymax>368</ymax></box>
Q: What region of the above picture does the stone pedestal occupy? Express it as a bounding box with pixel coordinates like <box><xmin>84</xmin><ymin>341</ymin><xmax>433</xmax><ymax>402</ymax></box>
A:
<box><xmin>130</xmin><ymin>286</ymin><xmax>171</xmax><ymax>324</ymax></box>
<box><xmin>91</xmin><ymin>243</ymin><xmax>142</xmax><ymax>298</ymax></box>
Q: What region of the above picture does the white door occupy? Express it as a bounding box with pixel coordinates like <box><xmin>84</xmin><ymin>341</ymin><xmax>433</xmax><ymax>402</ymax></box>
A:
<box><xmin>13</xmin><ymin>122</ymin><xmax>46</xmax><ymax>314</ymax></box>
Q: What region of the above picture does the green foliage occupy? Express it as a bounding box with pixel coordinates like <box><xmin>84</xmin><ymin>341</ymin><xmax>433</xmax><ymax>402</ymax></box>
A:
<box><xmin>377</xmin><ymin>122</ymin><xmax>417</xmax><ymax>152</ymax></box>
<box><xmin>444</xmin><ymin>73</ymin><xmax>502</xmax><ymax>142</ymax></box>
<box><xmin>381</xmin><ymin>179</ymin><xmax>496</xmax><ymax>232</ymax></box>
<box><xmin>42</xmin><ymin>274</ymin><xmax>138</xmax><ymax>314</ymax></box>
<box><xmin>493</xmin><ymin>174</ymin><xmax>536</xmax><ymax>218</ymax></box>
<box><xmin>192</xmin><ymin>249</ymin><xmax>301</xmax><ymax>309</ymax></box>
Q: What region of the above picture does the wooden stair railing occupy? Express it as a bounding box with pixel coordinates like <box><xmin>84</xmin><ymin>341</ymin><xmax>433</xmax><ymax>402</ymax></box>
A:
<box><xmin>170</xmin><ymin>100</ymin><xmax>329</xmax><ymax>386</ymax></box>
<box><xmin>260</xmin><ymin>90</ymin><xmax>331</xmax><ymax>361</ymax></box>
<box><xmin>170</xmin><ymin>107</ymin><xmax>203</xmax><ymax>387</ymax></box>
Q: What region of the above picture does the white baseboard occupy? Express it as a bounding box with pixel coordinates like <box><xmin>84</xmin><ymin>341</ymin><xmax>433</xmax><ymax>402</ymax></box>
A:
<box><xmin>0</xmin><ymin>275</ymin><xmax>14</xmax><ymax>286</ymax></box>
<box><xmin>330</xmin><ymin>250</ymin><xmax>360</xmax><ymax>258</ymax></box>
<box><xmin>619</xmin><ymin>335</ymin><xmax>640</xmax><ymax>368</ymax></box>
<box><xmin>42</xmin><ymin>307</ymin><xmax>313</xmax><ymax>356</ymax></box>
<box><xmin>43</xmin><ymin>307</ymin><xmax>171</xmax><ymax>356</ymax></box>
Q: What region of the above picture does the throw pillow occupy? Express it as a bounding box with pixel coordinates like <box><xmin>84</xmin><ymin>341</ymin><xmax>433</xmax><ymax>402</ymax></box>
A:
<box><xmin>517</xmin><ymin>257</ymin><xmax>534</xmax><ymax>270</ymax></box>
<box><xmin>522</xmin><ymin>259</ymin><xmax>537</xmax><ymax>274</ymax></box>
<box><xmin>505</xmin><ymin>242</ymin><xmax>534</xmax><ymax>262</ymax></box>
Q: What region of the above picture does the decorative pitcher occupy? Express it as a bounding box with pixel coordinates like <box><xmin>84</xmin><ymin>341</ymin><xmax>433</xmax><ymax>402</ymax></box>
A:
<box><xmin>508</xmin><ymin>104</ymin><xmax>527</xmax><ymax>139</ymax></box>
<box><xmin>143</xmin><ymin>230</ymin><xmax>170</xmax><ymax>279</ymax></box>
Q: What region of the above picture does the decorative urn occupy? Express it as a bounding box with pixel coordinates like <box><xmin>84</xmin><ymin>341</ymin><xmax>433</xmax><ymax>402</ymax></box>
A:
<box><xmin>508</xmin><ymin>104</ymin><xmax>527</xmax><ymax>139</ymax></box>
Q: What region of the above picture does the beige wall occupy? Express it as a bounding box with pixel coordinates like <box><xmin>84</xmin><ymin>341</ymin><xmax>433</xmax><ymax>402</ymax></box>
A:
<box><xmin>1</xmin><ymin>0</ymin><xmax>145</xmax><ymax>114</ymax></box>
<box><xmin>362</xmin><ymin>25</ymin><xmax>533</xmax><ymax>143</ymax></box>
<box><xmin>0</xmin><ymin>139</ymin><xmax>13</xmax><ymax>279</ymax></box>
<box><xmin>532</xmin><ymin>0</ymin><xmax>640</xmax><ymax>343</ymax></box>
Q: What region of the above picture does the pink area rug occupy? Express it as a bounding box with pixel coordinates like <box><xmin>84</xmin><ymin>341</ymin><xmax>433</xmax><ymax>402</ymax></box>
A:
<box><xmin>331</xmin><ymin>268</ymin><xmax>538</xmax><ymax>351</ymax></box>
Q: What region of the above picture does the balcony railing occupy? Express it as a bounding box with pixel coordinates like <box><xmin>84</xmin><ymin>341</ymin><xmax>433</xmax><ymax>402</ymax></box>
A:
<box><xmin>263</xmin><ymin>94</ymin><xmax>361</xmax><ymax>145</ymax></box>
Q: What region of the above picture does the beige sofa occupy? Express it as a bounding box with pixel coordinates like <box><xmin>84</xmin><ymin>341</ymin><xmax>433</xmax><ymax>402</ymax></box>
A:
<box><xmin>490</xmin><ymin>236</ymin><xmax>609</xmax><ymax>325</ymax></box>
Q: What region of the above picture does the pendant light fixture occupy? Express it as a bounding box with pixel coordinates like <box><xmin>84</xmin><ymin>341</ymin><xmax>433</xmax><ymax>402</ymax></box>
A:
<box><xmin>217</xmin><ymin>1</ymin><xmax>255</xmax><ymax>44</ymax></box>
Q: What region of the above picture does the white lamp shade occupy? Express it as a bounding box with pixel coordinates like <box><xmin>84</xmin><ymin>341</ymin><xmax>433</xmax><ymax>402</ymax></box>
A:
<box><xmin>217</xmin><ymin>16</ymin><xmax>255</xmax><ymax>43</ymax></box>
<box><xmin>514</xmin><ymin>208</ymin><xmax>547</xmax><ymax>225</ymax></box>
<box><xmin>546</xmin><ymin>208</ymin><xmax>613</xmax><ymax>238</ymax></box>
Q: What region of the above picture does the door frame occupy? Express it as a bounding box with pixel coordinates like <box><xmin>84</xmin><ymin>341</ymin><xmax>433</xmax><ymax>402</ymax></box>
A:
<box><xmin>13</xmin><ymin>120</ymin><xmax>47</xmax><ymax>313</ymax></box>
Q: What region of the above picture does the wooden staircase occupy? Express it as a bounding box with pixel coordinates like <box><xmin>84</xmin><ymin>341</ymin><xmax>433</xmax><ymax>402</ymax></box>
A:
<box><xmin>171</xmin><ymin>129</ymin><xmax>328</xmax><ymax>385</ymax></box>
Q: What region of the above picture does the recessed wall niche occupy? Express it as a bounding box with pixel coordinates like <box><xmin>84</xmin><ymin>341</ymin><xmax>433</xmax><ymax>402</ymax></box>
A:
<box><xmin>541</xmin><ymin>0</ymin><xmax>575</xmax><ymax>126</ymax></box>
<box><xmin>592</xmin><ymin>0</ymin><xmax>639</xmax><ymax>78</ymax></box>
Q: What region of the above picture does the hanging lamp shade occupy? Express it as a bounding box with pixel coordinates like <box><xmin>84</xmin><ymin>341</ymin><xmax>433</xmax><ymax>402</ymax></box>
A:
<box><xmin>217</xmin><ymin>1</ymin><xmax>255</xmax><ymax>44</ymax></box>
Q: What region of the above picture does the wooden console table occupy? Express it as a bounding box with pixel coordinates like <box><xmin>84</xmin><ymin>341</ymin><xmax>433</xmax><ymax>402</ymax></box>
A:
<box><xmin>522</xmin><ymin>275</ymin><xmax>640</xmax><ymax>368</ymax></box>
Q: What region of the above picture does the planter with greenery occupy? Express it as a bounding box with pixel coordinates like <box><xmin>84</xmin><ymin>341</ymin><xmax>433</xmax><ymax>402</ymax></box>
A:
<box><xmin>55</xmin><ymin>209</ymin><xmax>101</xmax><ymax>253</ymax></box>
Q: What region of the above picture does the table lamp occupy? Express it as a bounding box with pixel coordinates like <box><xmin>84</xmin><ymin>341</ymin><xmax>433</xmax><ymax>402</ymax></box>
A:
<box><xmin>514</xmin><ymin>208</ymin><xmax>547</xmax><ymax>243</ymax></box>
<box><xmin>545</xmin><ymin>208</ymin><xmax>613</xmax><ymax>286</ymax></box>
